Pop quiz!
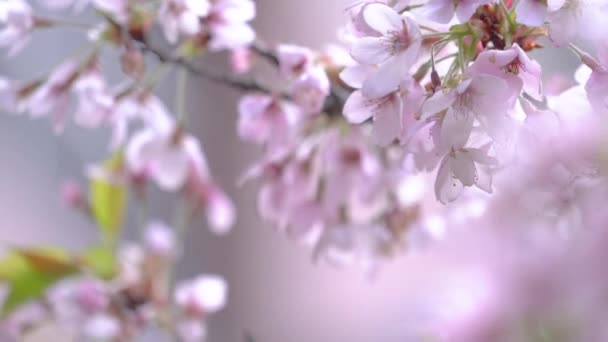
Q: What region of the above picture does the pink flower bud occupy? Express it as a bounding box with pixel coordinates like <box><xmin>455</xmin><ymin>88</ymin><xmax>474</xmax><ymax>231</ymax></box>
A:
<box><xmin>61</xmin><ymin>180</ymin><xmax>84</xmax><ymax>208</ymax></box>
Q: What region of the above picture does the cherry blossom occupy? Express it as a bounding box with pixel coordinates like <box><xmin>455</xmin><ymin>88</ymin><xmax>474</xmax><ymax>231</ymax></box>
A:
<box><xmin>205</xmin><ymin>0</ymin><xmax>256</xmax><ymax>51</ymax></box>
<box><xmin>421</xmin><ymin>75</ymin><xmax>515</xmax><ymax>152</ymax></box>
<box><xmin>174</xmin><ymin>275</ymin><xmax>228</xmax><ymax>316</ymax></box>
<box><xmin>466</xmin><ymin>43</ymin><xmax>543</xmax><ymax>101</ymax></box>
<box><xmin>434</xmin><ymin>144</ymin><xmax>496</xmax><ymax>204</ymax></box>
<box><xmin>350</xmin><ymin>3</ymin><xmax>421</xmax><ymax>98</ymax></box>
<box><xmin>342</xmin><ymin>64</ymin><xmax>424</xmax><ymax>146</ymax></box>
<box><xmin>571</xmin><ymin>44</ymin><xmax>608</xmax><ymax>116</ymax></box>
<box><xmin>4</xmin><ymin>0</ymin><xmax>608</xmax><ymax>338</ymax></box>
<box><xmin>0</xmin><ymin>0</ymin><xmax>34</xmax><ymax>56</ymax></box>
<box><xmin>126</xmin><ymin>124</ymin><xmax>205</xmax><ymax>191</ymax></box>
<box><xmin>546</xmin><ymin>0</ymin><xmax>608</xmax><ymax>46</ymax></box>
<box><xmin>290</xmin><ymin>66</ymin><xmax>330</xmax><ymax>115</ymax></box>
<box><xmin>158</xmin><ymin>0</ymin><xmax>211</xmax><ymax>44</ymax></box>
<box><xmin>72</xmin><ymin>68</ymin><xmax>114</xmax><ymax>129</ymax></box>
<box><xmin>237</xmin><ymin>95</ymin><xmax>301</xmax><ymax>149</ymax></box>
<box><xmin>27</xmin><ymin>59</ymin><xmax>80</xmax><ymax>132</ymax></box>
<box><xmin>276</xmin><ymin>44</ymin><xmax>314</xmax><ymax>79</ymax></box>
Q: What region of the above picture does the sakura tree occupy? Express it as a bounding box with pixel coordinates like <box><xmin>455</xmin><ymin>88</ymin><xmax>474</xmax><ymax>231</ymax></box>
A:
<box><xmin>0</xmin><ymin>0</ymin><xmax>608</xmax><ymax>340</ymax></box>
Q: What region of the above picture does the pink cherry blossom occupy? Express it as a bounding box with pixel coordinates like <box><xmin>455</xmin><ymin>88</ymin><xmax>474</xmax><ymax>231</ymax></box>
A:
<box><xmin>126</xmin><ymin>127</ymin><xmax>198</xmax><ymax>191</ymax></box>
<box><xmin>571</xmin><ymin>44</ymin><xmax>608</xmax><ymax>116</ymax></box>
<box><xmin>158</xmin><ymin>0</ymin><xmax>211</xmax><ymax>44</ymax></box>
<box><xmin>174</xmin><ymin>275</ymin><xmax>227</xmax><ymax>316</ymax></box>
<box><xmin>421</xmin><ymin>75</ymin><xmax>515</xmax><ymax>151</ymax></box>
<box><xmin>187</xmin><ymin>171</ymin><xmax>236</xmax><ymax>235</ymax></box>
<box><xmin>434</xmin><ymin>144</ymin><xmax>496</xmax><ymax>204</ymax></box>
<box><xmin>320</xmin><ymin>129</ymin><xmax>384</xmax><ymax>213</ymax></box>
<box><xmin>289</xmin><ymin>66</ymin><xmax>330</xmax><ymax>115</ymax></box>
<box><xmin>345</xmin><ymin>0</ymin><xmax>412</xmax><ymax>37</ymax></box>
<box><xmin>27</xmin><ymin>59</ymin><xmax>80</xmax><ymax>133</ymax></box>
<box><xmin>241</xmin><ymin>147</ymin><xmax>323</xmax><ymax>237</ymax></box>
<box><xmin>205</xmin><ymin>0</ymin><xmax>256</xmax><ymax>51</ymax></box>
<box><xmin>466</xmin><ymin>43</ymin><xmax>543</xmax><ymax>101</ymax></box>
<box><xmin>547</xmin><ymin>0</ymin><xmax>608</xmax><ymax>46</ymax></box>
<box><xmin>72</xmin><ymin>69</ymin><xmax>114</xmax><ymax>128</ymax></box>
<box><xmin>237</xmin><ymin>95</ymin><xmax>301</xmax><ymax>149</ymax></box>
<box><xmin>350</xmin><ymin>3</ymin><xmax>421</xmax><ymax>98</ymax></box>
<box><xmin>422</xmin><ymin>0</ymin><xmax>496</xmax><ymax>24</ymax></box>
<box><xmin>0</xmin><ymin>0</ymin><xmax>34</xmax><ymax>56</ymax></box>
<box><xmin>276</xmin><ymin>44</ymin><xmax>314</xmax><ymax>79</ymax></box>
<box><xmin>342</xmin><ymin>64</ymin><xmax>424</xmax><ymax>146</ymax></box>
<box><xmin>60</xmin><ymin>179</ymin><xmax>85</xmax><ymax>208</ymax></box>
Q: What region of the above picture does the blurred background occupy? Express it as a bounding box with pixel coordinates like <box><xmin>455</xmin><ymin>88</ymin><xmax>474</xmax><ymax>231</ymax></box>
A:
<box><xmin>0</xmin><ymin>0</ymin><xmax>582</xmax><ymax>341</ymax></box>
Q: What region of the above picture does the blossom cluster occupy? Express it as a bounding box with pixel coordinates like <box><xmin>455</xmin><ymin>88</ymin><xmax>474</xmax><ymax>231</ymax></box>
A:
<box><xmin>1</xmin><ymin>0</ymin><xmax>608</xmax><ymax>340</ymax></box>
<box><xmin>1</xmin><ymin>222</ymin><xmax>227</xmax><ymax>341</ymax></box>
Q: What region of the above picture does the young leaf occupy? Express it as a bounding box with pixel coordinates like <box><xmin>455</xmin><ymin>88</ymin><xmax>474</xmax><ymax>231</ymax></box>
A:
<box><xmin>81</xmin><ymin>245</ymin><xmax>117</xmax><ymax>280</ymax></box>
<box><xmin>89</xmin><ymin>151</ymin><xmax>128</xmax><ymax>242</ymax></box>
<box><xmin>0</xmin><ymin>249</ymin><xmax>77</xmax><ymax>316</ymax></box>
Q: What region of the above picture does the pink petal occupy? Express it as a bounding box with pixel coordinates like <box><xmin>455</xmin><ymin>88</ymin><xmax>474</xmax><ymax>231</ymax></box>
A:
<box><xmin>455</xmin><ymin>0</ymin><xmax>482</xmax><ymax>22</ymax></box>
<box><xmin>515</xmin><ymin>0</ymin><xmax>548</xmax><ymax>26</ymax></box>
<box><xmin>362</xmin><ymin>3</ymin><xmax>403</xmax><ymax>35</ymax></box>
<box><xmin>361</xmin><ymin>50</ymin><xmax>413</xmax><ymax>98</ymax></box>
<box><xmin>339</xmin><ymin>64</ymin><xmax>375</xmax><ymax>89</ymax></box>
<box><xmin>450</xmin><ymin>152</ymin><xmax>476</xmax><ymax>187</ymax></box>
<box><xmin>421</xmin><ymin>90</ymin><xmax>457</xmax><ymax>120</ymax></box>
<box><xmin>209</xmin><ymin>23</ymin><xmax>255</xmax><ymax>51</ymax></box>
<box><xmin>422</xmin><ymin>0</ymin><xmax>455</xmax><ymax>23</ymax></box>
<box><xmin>343</xmin><ymin>90</ymin><xmax>374</xmax><ymax>124</ymax></box>
<box><xmin>372</xmin><ymin>95</ymin><xmax>402</xmax><ymax>146</ymax></box>
<box><xmin>351</xmin><ymin>36</ymin><xmax>391</xmax><ymax>65</ymax></box>
<box><xmin>152</xmin><ymin>145</ymin><xmax>190</xmax><ymax>191</ymax></box>
<box><xmin>206</xmin><ymin>187</ymin><xmax>235</xmax><ymax>235</ymax></box>
<box><xmin>435</xmin><ymin>156</ymin><xmax>463</xmax><ymax>204</ymax></box>
<box><xmin>439</xmin><ymin>107</ymin><xmax>474</xmax><ymax>150</ymax></box>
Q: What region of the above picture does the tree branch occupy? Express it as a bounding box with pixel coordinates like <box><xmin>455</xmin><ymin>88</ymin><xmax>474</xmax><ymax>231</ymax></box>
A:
<box><xmin>140</xmin><ymin>43</ymin><xmax>277</xmax><ymax>95</ymax></box>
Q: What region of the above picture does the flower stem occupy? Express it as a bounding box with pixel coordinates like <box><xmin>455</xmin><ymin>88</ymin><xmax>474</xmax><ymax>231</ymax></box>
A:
<box><xmin>176</xmin><ymin>67</ymin><xmax>189</xmax><ymax>123</ymax></box>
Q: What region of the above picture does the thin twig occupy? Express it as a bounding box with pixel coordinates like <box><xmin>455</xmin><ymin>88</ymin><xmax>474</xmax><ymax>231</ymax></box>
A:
<box><xmin>140</xmin><ymin>43</ymin><xmax>278</xmax><ymax>95</ymax></box>
<box><xmin>251</xmin><ymin>40</ymin><xmax>280</xmax><ymax>67</ymax></box>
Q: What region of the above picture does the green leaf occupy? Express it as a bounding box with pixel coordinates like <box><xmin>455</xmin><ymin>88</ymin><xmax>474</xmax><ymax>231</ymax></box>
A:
<box><xmin>81</xmin><ymin>246</ymin><xmax>116</xmax><ymax>280</ymax></box>
<box><xmin>0</xmin><ymin>249</ymin><xmax>77</xmax><ymax>316</ymax></box>
<box><xmin>89</xmin><ymin>151</ymin><xmax>127</xmax><ymax>242</ymax></box>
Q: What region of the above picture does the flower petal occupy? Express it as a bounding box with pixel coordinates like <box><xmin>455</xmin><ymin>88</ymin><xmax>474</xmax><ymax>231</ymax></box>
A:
<box><xmin>343</xmin><ymin>90</ymin><xmax>374</xmax><ymax>124</ymax></box>
<box><xmin>351</xmin><ymin>36</ymin><xmax>391</xmax><ymax>65</ymax></box>
<box><xmin>362</xmin><ymin>3</ymin><xmax>403</xmax><ymax>35</ymax></box>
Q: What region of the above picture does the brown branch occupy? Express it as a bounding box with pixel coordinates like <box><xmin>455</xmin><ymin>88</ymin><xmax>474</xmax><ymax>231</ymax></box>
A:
<box><xmin>140</xmin><ymin>41</ymin><xmax>348</xmax><ymax>115</ymax></box>
<box><xmin>251</xmin><ymin>40</ymin><xmax>280</xmax><ymax>67</ymax></box>
<box><xmin>140</xmin><ymin>43</ymin><xmax>278</xmax><ymax>95</ymax></box>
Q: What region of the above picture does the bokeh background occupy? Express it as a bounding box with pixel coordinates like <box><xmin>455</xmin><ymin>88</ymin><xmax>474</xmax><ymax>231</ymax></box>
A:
<box><xmin>0</xmin><ymin>1</ymin><xmax>582</xmax><ymax>341</ymax></box>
